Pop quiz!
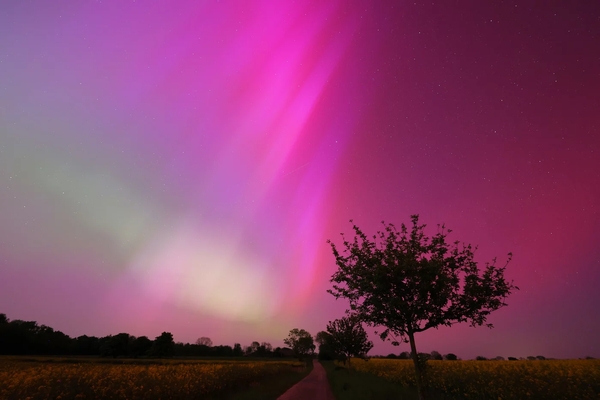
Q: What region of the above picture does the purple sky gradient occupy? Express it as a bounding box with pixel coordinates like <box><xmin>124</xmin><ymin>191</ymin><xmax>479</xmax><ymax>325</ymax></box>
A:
<box><xmin>1</xmin><ymin>1</ymin><xmax>599</xmax><ymax>359</ymax></box>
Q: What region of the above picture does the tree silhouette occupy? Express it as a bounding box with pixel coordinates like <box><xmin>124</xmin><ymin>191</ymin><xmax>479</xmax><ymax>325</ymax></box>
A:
<box><xmin>283</xmin><ymin>328</ymin><xmax>315</xmax><ymax>359</ymax></box>
<box><xmin>315</xmin><ymin>331</ymin><xmax>337</xmax><ymax>360</ymax></box>
<box><xmin>131</xmin><ymin>336</ymin><xmax>152</xmax><ymax>357</ymax></box>
<box><xmin>151</xmin><ymin>332</ymin><xmax>175</xmax><ymax>358</ymax></box>
<box><xmin>196</xmin><ymin>337</ymin><xmax>213</xmax><ymax>347</ymax></box>
<box><xmin>233</xmin><ymin>343</ymin><xmax>243</xmax><ymax>356</ymax></box>
<box><xmin>328</xmin><ymin>215</ymin><xmax>518</xmax><ymax>400</ymax></box>
<box><xmin>326</xmin><ymin>316</ymin><xmax>373</xmax><ymax>365</ymax></box>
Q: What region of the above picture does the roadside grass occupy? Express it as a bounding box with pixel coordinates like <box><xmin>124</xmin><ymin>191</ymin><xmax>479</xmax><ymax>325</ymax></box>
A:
<box><xmin>322</xmin><ymin>361</ymin><xmax>457</xmax><ymax>400</ymax></box>
<box><xmin>322</xmin><ymin>360</ymin><xmax>420</xmax><ymax>400</ymax></box>
<box><xmin>223</xmin><ymin>359</ymin><xmax>313</xmax><ymax>400</ymax></box>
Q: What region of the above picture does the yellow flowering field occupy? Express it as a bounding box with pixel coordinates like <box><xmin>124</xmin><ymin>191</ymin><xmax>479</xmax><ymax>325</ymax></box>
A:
<box><xmin>349</xmin><ymin>358</ymin><xmax>600</xmax><ymax>400</ymax></box>
<box><xmin>0</xmin><ymin>357</ymin><xmax>303</xmax><ymax>399</ymax></box>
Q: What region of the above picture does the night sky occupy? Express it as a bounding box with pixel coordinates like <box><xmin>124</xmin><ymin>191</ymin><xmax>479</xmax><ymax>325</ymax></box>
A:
<box><xmin>1</xmin><ymin>1</ymin><xmax>599</xmax><ymax>360</ymax></box>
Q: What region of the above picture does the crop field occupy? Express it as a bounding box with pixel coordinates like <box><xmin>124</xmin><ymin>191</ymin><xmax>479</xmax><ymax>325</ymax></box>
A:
<box><xmin>0</xmin><ymin>356</ymin><xmax>306</xmax><ymax>399</ymax></box>
<box><xmin>349</xmin><ymin>358</ymin><xmax>600</xmax><ymax>399</ymax></box>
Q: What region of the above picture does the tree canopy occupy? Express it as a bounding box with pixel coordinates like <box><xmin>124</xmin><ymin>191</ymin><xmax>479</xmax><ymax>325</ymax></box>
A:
<box><xmin>196</xmin><ymin>337</ymin><xmax>213</xmax><ymax>347</ymax></box>
<box><xmin>283</xmin><ymin>328</ymin><xmax>315</xmax><ymax>358</ymax></box>
<box><xmin>326</xmin><ymin>315</ymin><xmax>373</xmax><ymax>364</ymax></box>
<box><xmin>328</xmin><ymin>215</ymin><xmax>518</xmax><ymax>399</ymax></box>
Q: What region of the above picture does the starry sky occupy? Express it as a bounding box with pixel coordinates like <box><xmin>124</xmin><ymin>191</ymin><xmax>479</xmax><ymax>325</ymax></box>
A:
<box><xmin>1</xmin><ymin>1</ymin><xmax>599</xmax><ymax>360</ymax></box>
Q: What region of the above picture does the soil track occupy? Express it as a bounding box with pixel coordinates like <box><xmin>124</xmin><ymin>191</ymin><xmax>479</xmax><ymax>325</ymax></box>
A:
<box><xmin>277</xmin><ymin>359</ymin><xmax>334</xmax><ymax>400</ymax></box>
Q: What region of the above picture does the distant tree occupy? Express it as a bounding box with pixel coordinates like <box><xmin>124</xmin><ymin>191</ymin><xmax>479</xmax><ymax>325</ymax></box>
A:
<box><xmin>233</xmin><ymin>343</ymin><xmax>243</xmax><ymax>356</ymax></box>
<box><xmin>213</xmin><ymin>345</ymin><xmax>234</xmax><ymax>357</ymax></box>
<box><xmin>536</xmin><ymin>355</ymin><xmax>546</xmax><ymax>360</ymax></box>
<box><xmin>508</xmin><ymin>357</ymin><xmax>518</xmax><ymax>361</ymax></box>
<box><xmin>315</xmin><ymin>331</ymin><xmax>330</xmax><ymax>347</ymax></box>
<box><xmin>34</xmin><ymin>325</ymin><xmax>71</xmax><ymax>354</ymax></box>
<box><xmin>328</xmin><ymin>215</ymin><xmax>518</xmax><ymax>400</ymax></box>
<box><xmin>109</xmin><ymin>333</ymin><xmax>131</xmax><ymax>358</ymax></box>
<box><xmin>74</xmin><ymin>335</ymin><xmax>100</xmax><ymax>355</ymax></box>
<box><xmin>476</xmin><ymin>356</ymin><xmax>488</xmax><ymax>360</ymax></box>
<box><xmin>196</xmin><ymin>337</ymin><xmax>213</xmax><ymax>347</ymax></box>
<box><xmin>398</xmin><ymin>351</ymin><xmax>411</xmax><ymax>360</ymax></box>
<box><xmin>494</xmin><ymin>356</ymin><xmax>505</xmax><ymax>361</ymax></box>
<box><xmin>326</xmin><ymin>316</ymin><xmax>373</xmax><ymax>365</ymax></box>
<box><xmin>131</xmin><ymin>336</ymin><xmax>152</xmax><ymax>357</ymax></box>
<box><xmin>315</xmin><ymin>331</ymin><xmax>337</xmax><ymax>360</ymax></box>
<box><xmin>527</xmin><ymin>356</ymin><xmax>536</xmax><ymax>360</ymax></box>
<box><xmin>256</xmin><ymin>342</ymin><xmax>272</xmax><ymax>356</ymax></box>
<box><xmin>261</xmin><ymin>342</ymin><xmax>272</xmax><ymax>352</ymax></box>
<box><xmin>283</xmin><ymin>328</ymin><xmax>315</xmax><ymax>359</ymax></box>
<box><xmin>0</xmin><ymin>314</ymin><xmax>8</xmax><ymax>324</ymax></box>
<box><xmin>387</xmin><ymin>353</ymin><xmax>398</xmax><ymax>359</ymax></box>
<box><xmin>430</xmin><ymin>351</ymin><xmax>443</xmax><ymax>360</ymax></box>
<box><xmin>151</xmin><ymin>332</ymin><xmax>175</xmax><ymax>358</ymax></box>
<box><xmin>444</xmin><ymin>353</ymin><xmax>458</xmax><ymax>361</ymax></box>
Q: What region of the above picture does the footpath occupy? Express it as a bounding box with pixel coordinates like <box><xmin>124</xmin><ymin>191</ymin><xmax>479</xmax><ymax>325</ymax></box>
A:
<box><xmin>277</xmin><ymin>359</ymin><xmax>335</xmax><ymax>400</ymax></box>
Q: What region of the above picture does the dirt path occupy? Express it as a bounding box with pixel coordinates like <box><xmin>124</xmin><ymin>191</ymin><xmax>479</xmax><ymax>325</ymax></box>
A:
<box><xmin>277</xmin><ymin>359</ymin><xmax>335</xmax><ymax>400</ymax></box>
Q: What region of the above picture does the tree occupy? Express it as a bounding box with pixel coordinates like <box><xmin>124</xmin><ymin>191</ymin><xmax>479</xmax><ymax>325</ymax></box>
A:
<box><xmin>101</xmin><ymin>333</ymin><xmax>131</xmax><ymax>358</ymax></box>
<box><xmin>315</xmin><ymin>331</ymin><xmax>337</xmax><ymax>360</ymax></box>
<box><xmin>196</xmin><ymin>337</ymin><xmax>213</xmax><ymax>347</ymax></box>
<box><xmin>151</xmin><ymin>332</ymin><xmax>175</xmax><ymax>358</ymax></box>
<box><xmin>328</xmin><ymin>215</ymin><xmax>518</xmax><ymax>400</ymax></box>
<box><xmin>131</xmin><ymin>336</ymin><xmax>152</xmax><ymax>357</ymax></box>
<box><xmin>257</xmin><ymin>342</ymin><xmax>272</xmax><ymax>356</ymax></box>
<box><xmin>233</xmin><ymin>343</ymin><xmax>243</xmax><ymax>356</ymax></box>
<box><xmin>260</xmin><ymin>342</ymin><xmax>273</xmax><ymax>352</ymax></box>
<box><xmin>430</xmin><ymin>350</ymin><xmax>443</xmax><ymax>360</ymax></box>
<box><xmin>326</xmin><ymin>316</ymin><xmax>373</xmax><ymax>365</ymax></box>
<box><xmin>283</xmin><ymin>328</ymin><xmax>315</xmax><ymax>359</ymax></box>
<box><xmin>444</xmin><ymin>353</ymin><xmax>458</xmax><ymax>361</ymax></box>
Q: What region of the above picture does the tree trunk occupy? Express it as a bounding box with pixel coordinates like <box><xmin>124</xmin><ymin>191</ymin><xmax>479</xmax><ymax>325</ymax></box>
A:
<box><xmin>408</xmin><ymin>332</ymin><xmax>426</xmax><ymax>400</ymax></box>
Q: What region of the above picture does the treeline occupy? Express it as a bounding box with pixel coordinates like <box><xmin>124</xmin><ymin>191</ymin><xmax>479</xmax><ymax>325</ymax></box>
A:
<box><xmin>380</xmin><ymin>351</ymin><xmax>459</xmax><ymax>361</ymax></box>
<box><xmin>375</xmin><ymin>352</ymin><xmax>569</xmax><ymax>361</ymax></box>
<box><xmin>0</xmin><ymin>313</ymin><xmax>291</xmax><ymax>358</ymax></box>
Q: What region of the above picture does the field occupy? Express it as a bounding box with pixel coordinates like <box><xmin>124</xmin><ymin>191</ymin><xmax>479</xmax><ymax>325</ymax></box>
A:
<box><xmin>346</xmin><ymin>358</ymin><xmax>600</xmax><ymax>400</ymax></box>
<box><xmin>0</xmin><ymin>356</ymin><xmax>309</xmax><ymax>400</ymax></box>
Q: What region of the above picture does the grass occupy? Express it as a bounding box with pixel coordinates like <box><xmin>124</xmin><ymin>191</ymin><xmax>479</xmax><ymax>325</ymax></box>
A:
<box><xmin>347</xmin><ymin>358</ymin><xmax>600</xmax><ymax>400</ymax></box>
<box><xmin>321</xmin><ymin>360</ymin><xmax>421</xmax><ymax>400</ymax></box>
<box><xmin>322</xmin><ymin>360</ymin><xmax>459</xmax><ymax>400</ymax></box>
<box><xmin>224</xmin><ymin>358</ymin><xmax>313</xmax><ymax>400</ymax></box>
